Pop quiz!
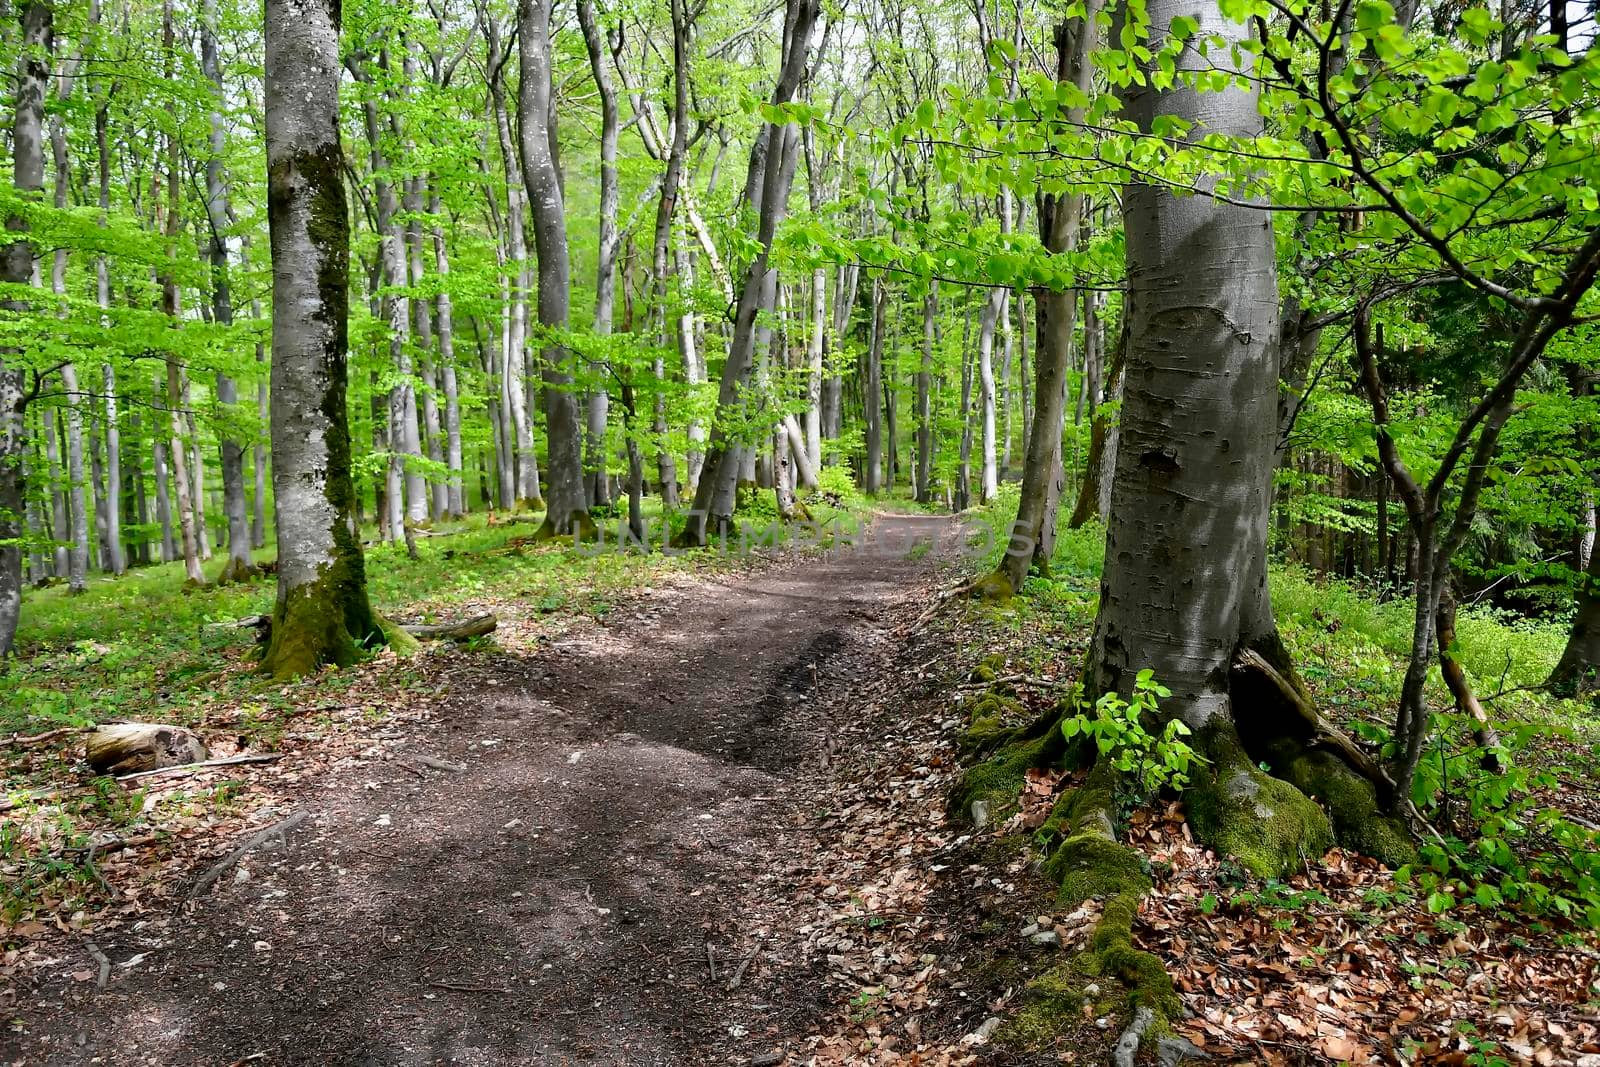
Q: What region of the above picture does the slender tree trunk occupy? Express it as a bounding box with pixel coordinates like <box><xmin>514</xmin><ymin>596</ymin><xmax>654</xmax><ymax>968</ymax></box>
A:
<box><xmin>1551</xmin><ymin>505</ymin><xmax>1600</xmax><ymax>697</ymax></box>
<box><xmin>260</xmin><ymin>0</ymin><xmax>384</xmax><ymax>677</ymax></box>
<box><xmin>49</xmin><ymin>61</ymin><xmax>90</xmax><ymax>593</ymax></box>
<box><xmin>430</xmin><ymin>193</ymin><xmax>465</xmax><ymax>517</ymax></box>
<box><xmin>202</xmin><ymin>0</ymin><xmax>254</xmax><ymax>580</ymax></box>
<box><xmin>865</xmin><ymin>279</ymin><xmax>886</xmax><ymax>494</ymax></box>
<box><xmin>94</xmin><ymin>102</ymin><xmax>125</xmax><ymax>575</ymax></box>
<box><xmin>0</xmin><ymin>0</ymin><xmax>53</xmax><ymax>656</ymax></box>
<box><xmin>577</xmin><ymin>0</ymin><xmax>618</xmax><ymax>509</ymax></box>
<box><xmin>519</xmin><ymin>0</ymin><xmax>591</xmax><ymax>537</ymax></box>
<box><xmin>1068</xmin><ymin>313</ymin><xmax>1126</xmax><ymax>528</ymax></box>
<box><xmin>978</xmin><ymin>281</ymin><xmax>1003</xmax><ymax>503</ymax></box>
<box><xmin>152</xmin><ymin>430</ymin><xmax>176</xmax><ymax>562</ymax></box>
<box><xmin>677</xmin><ymin>0</ymin><xmax>819</xmax><ymax>546</ymax></box>
<box><xmin>44</xmin><ymin>405</ymin><xmax>67</xmax><ymax>576</ymax></box>
<box><xmin>914</xmin><ymin>285</ymin><xmax>936</xmax><ymax>503</ymax></box>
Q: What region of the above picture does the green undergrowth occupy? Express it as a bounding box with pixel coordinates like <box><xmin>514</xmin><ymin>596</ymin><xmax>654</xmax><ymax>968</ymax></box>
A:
<box><xmin>949</xmin><ymin>495</ymin><xmax>1600</xmax><ymax>1049</ymax></box>
<box><xmin>4</xmin><ymin>488</ymin><xmax>865</xmax><ymax>737</ymax></box>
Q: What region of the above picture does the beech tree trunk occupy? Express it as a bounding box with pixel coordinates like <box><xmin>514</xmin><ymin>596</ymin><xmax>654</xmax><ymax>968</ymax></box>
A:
<box><xmin>260</xmin><ymin>0</ymin><xmax>384</xmax><ymax>678</ymax></box>
<box><xmin>1551</xmin><ymin>506</ymin><xmax>1600</xmax><ymax>697</ymax></box>
<box><xmin>988</xmin><ymin>14</ymin><xmax>1094</xmax><ymax>597</ymax></box>
<box><xmin>864</xmin><ymin>278</ymin><xmax>886</xmax><ymax>494</ymax></box>
<box><xmin>1078</xmin><ymin>0</ymin><xmax>1401</xmax><ymax>877</ymax></box>
<box><xmin>577</xmin><ymin>0</ymin><xmax>618</xmax><ymax>510</ymax></box>
<box><xmin>914</xmin><ymin>285</ymin><xmax>936</xmax><ymax>504</ymax></box>
<box><xmin>201</xmin><ymin>0</ymin><xmax>254</xmax><ymax>581</ymax></box>
<box><xmin>0</xmin><ymin>0</ymin><xmax>53</xmax><ymax>657</ymax></box>
<box><xmin>678</xmin><ymin>0</ymin><xmax>819</xmax><ymax>546</ymax></box>
<box><xmin>519</xmin><ymin>0</ymin><xmax>592</xmax><ymax>537</ymax></box>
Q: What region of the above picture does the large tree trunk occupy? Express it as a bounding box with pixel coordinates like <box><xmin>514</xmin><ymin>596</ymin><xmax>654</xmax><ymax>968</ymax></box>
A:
<box><xmin>260</xmin><ymin>0</ymin><xmax>385</xmax><ymax>678</ymax></box>
<box><xmin>519</xmin><ymin>0</ymin><xmax>592</xmax><ymax>538</ymax></box>
<box><xmin>0</xmin><ymin>0</ymin><xmax>53</xmax><ymax>657</ymax></box>
<box><xmin>677</xmin><ymin>0</ymin><xmax>819</xmax><ymax>546</ymax></box>
<box><xmin>1081</xmin><ymin>0</ymin><xmax>1404</xmax><ymax>876</ymax></box>
<box><xmin>201</xmin><ymin>0</ymin><xmax>254</xmax><ymax>581</ymax></box>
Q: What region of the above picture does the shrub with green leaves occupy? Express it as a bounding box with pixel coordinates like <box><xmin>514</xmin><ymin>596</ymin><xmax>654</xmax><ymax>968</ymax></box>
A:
<box><xmin>1062</xmin><ymin>669</ymin><xmax>1202</xmax><ymax>798</ymax></box>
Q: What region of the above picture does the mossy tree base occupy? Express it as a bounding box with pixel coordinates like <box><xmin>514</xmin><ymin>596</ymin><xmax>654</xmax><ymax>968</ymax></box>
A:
<box><xmin>534</xmin><ymin>509</ymin><xmax>598</xmax><ymax>542</ymax></box>
<box><xmin>258</xmin><ymin>570</ymin><xmax>386</xmax><ymax>681</ymax></box>
<box><xmin>968</xmin><ymin>569</ymin><xmax>1015</xmax><ymax>602</ymax></box>
<box><xmin>217</xmin><ymin>557</ymin><xmax>262</xmax><ymax>586</ymax></box>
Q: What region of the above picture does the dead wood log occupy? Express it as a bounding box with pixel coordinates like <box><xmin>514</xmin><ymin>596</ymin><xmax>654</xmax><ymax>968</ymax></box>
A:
<box><xmin>397</xmin><ymin>614</ymin><xmax>498</xmax><ymax>641</ymax></box>
<box><xmin>86</xmin><ymin>723</ymin><xmax>206</xmax><ymax>776</ymax></box>
<box><xmin>6</xmin><ymin>726</ymin><xmax>92</xmax><ymax>748</ymax></box>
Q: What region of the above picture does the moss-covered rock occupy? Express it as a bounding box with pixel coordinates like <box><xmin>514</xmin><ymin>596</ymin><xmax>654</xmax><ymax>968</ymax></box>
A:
<box><xmin>1185</xmin><ymin>720</ymin><xmax>1333</xmax><ymax>879</ymax></box>
<box><xmin>1264</xmin><ymin>740</ymin><xmax>1416</xmax><ymax>868</ymax></box>
<box><xmin>969</xmin><ymin>569</ymin><xmax>1015</xmax><ymax>602</ymax></box>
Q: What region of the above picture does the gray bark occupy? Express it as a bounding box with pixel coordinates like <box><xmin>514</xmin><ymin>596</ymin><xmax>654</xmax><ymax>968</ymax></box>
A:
<box><xmin>518</xmin><ymin>0</ymin><xmax>590</xmax><ymax>535</ymax></box>
<box><xmin>486</xmin><ymin>22</ymin><xmax>539</xmax><ymax>506</ymax></box>
<box><xmin>94</xmin><ymin>100</ymin><xmax>125</xmax><ymax>574</ymax></box>
<box><xmin>577</xmin><ymin>0</ymin><xmax>618</xmax><ymax>509</ymax></box>
<box><xmin>49</xmin><ymin>45</ymin><xmax>89</xmax><ymax>592</ymax></box>
<box><xmin>864</xmin><ymin>278</ymin><xmax>886</xmax><ymax>494</ymax></box>
<box><xmin>201</xmin><ymin>0</ymin><xmax>253</xmax><ymax>578</ymax></box>
<box><xmin>430</xmin><ymin>193</ymin><xmax>465</xmax><ymax>517</ymax></box>
<box><xmin>678</xmin><ymin>0</ymin><xmax>819</xmax><ymax>545</ymax></box>
<box><xmin>0</xmin><ymin>0</ymin><xmax>52</xmax><ymax>656</ymax></box>
<box><xmin>997</xmin><ymin>11</ymin><xmax>1096</xmax><ymax>594</ymax></box>
<box><xmin>152</xmin><ymin>430</ymin><xmax>175</xmax><ymax>562</ymax></box>
<box><xmin>977</xmin><ymin>282</ymin><xmax>1003</xmax><ymax>503</ymax></box>
<box><xmin>1087</xmin><ymin>0</ymin><xmax>1281</xmax><ymax>730</ymax></box>
<box><xmin>914</xmin><ymin>285</ymin><xmax>936</xmax><ymax>503</ymax></box>
<box><xmin>261</xmin><ymin>0</ymin><xmax>382</xmax><ymax>676</ymax></box>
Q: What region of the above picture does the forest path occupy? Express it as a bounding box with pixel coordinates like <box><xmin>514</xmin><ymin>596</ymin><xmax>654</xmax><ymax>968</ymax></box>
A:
<box><xmin>28</xmin><ymin>511</ymin><xmax>973</xmax><ymax>1067</ymax></box>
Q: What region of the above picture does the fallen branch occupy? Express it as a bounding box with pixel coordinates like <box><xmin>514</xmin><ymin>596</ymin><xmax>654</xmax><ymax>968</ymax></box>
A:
<box><xmin>415</xmin><ymin>754</ymin><xmax>467</xmax><ymax>772</ymax></box>
<box><xmin>726</xmin><ymin>944</ymin><xmax>761</xmax><ymax>991</ymax></box>
<box><xmin>6</xmin><ymin>725</ymin><xmax>92</xmax><ymax>748</ymax></box>
<box><xmin>428</xmin><ymin>980</ymin><xmax>511</xmax><ymax>995</ymax></box>
<box><xmin>953</xmin><ymin>673</ymin><xmax>1074</xmax><ymax>694</ymax></box>
<box><xmin>116</xmin><ymin>753</ymin><xmax>281</xmax><ymax>783</ymax></box>
<box><xmin>398</xmin><ymin>613</ymin><xmax>498</xmax><ymax>641</ymax></box>
<box><xmin>188</xmin><ymin>810</ymin><xmax>310</xmax><ymax>899</ymax></box>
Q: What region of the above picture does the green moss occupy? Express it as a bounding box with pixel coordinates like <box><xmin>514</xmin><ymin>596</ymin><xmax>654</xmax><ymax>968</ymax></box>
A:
<box><xmin>969</xmin><ymin>569</ymin><xmax>1015</xmax><ymax>602</ymax></box>
<box><xmin>1049</xmin><ymin>834</ymin><xmax>1151</xmax><ymax>904</ymax></box>
<box><xmin>1265</xmin><ymin>740</ymin><xmax>1416</xmax><ymax>868</ymax></box>
<box><xmin>995</xmin><ymin>961</ymin><xmax>1085</xmax><ymax>1048</ymax></box>
<box><xmin>959</xmin><ymin>691</ymin><xmax>1025</xmax><ymax>757</ymax></box>
<box><xmin>1184</xmin><ymin>720</ymin><xmax>1333</xmax><ymax>879</ymax></box>
<box><xmin>968</xmin><ymin>653</ymin><xmax>1008</xmax><ymax>684</ymax></box>
<box><xmin>535</xmin><ymin>508</ymin><xmax>598</xmax><ymax>542</ymax></box>
<box><xmin>949</xmin><ymin>735</ymin><xmax>1048</xmax><ymax>825</ymax></box>
<box><xmin>376</xmin><ymin>616</ymin><xmax>422</xmax><ymax>658</ymax></box>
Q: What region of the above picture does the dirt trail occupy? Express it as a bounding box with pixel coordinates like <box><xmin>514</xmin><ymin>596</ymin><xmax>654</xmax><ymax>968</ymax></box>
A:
<box><xmin>16</xmin><ymin>512</ymin><xmax>973</xmax><ymax>1067</ymax></box>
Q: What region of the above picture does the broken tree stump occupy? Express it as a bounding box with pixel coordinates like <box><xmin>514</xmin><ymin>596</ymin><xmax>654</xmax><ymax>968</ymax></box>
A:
<box><xmin>85</xmin><ymin>723</ymin><xmax>207</xmax><ymax>776</ymax></box>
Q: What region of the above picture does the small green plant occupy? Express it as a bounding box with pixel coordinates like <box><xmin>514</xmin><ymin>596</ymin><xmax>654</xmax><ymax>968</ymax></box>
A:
<box><xmin>1061</xmin><ymin>669</ymin><xmax>1202</xmax><ymax>797</ymax></box>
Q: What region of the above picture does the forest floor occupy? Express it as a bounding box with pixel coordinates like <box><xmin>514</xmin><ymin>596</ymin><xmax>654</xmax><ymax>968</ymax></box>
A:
<box><xmin>3</xmin><ymin>510</ymin><xmax>1067</xmax><ymax>1066</ymax></box>
<box><xmin>5</xmin><ymin>506</ymin><xmax>1600</xmax><ymax>1066</ymax></box>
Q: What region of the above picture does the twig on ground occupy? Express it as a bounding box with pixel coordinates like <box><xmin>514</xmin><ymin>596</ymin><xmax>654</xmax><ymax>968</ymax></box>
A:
<box><xmin>706</xmin><ymin>941</ymin><xmax>717</xmax><ymax>983</ymax></box>
<box><xmin>116</xmin><ymin>754</ymin><xmax>282</xmax><ymax>783</ymax></box>
<box><xmin>415</xmin><ymin>754</ymin><xmax>467</xmax><ymax>772</ymax></box>
<box><xmin>187</xmin><ymin>810</ymin><xmax>310</xmax><ymax>899</ymax></box>
<box><xmin>428</xmin><ymin>981</ymin><xmax>511</xmax><ymax>995</ymax></box>
<box><xmin>84</xmin><ymin>941</ymin><xmax>110</xmax><ymax>989</ymax></box>
<box><xmin>6</xmin><ymin>726</ymin><xmax>91</xmax><ymax>748</ymax></box>
<box><xmin>952</xmin><ymin>673</ymin><xmax>1073</xmax><ymax>693</ymax></box>
<box><xmin>726</xmin><ymin>944</ymin><xmax>761</xmax><ymax>991</ymax></box>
